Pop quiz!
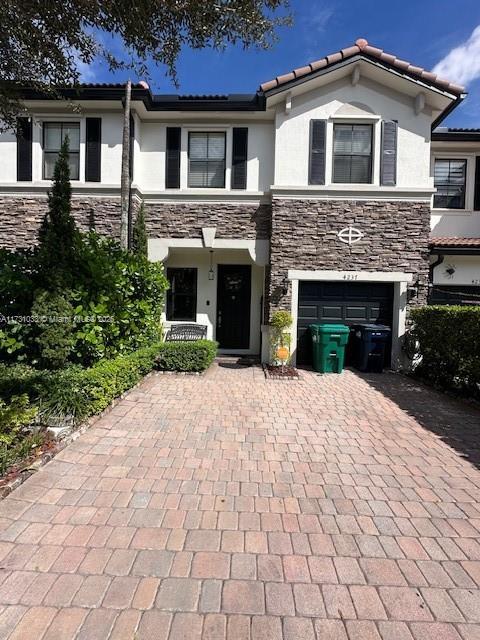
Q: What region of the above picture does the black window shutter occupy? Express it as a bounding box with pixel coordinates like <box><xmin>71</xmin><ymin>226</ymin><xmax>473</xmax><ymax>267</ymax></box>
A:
<box><xmin>380</xmin><ymin>120</ymin><xmax>397</xmax><ymax>186</ymax></box>
<box><xmin>474</xmin><ymin>157</ymin><xmax>480</xmax><ymax>211</ymax></box>
<box><xmin>309</xmin><ymin>120</ymin><xmax>326</xmax><ymax>185</ymax></box>
<box><xmin>231</xmin><ymin>127</ymin><xmax>248</xmax><ymax>189</ymax></box>
<box><xmin>16</xmin><ymin>117</ymin><xmax>32</xmax><ymax>181</ymax></box>
<box><xmin>166</xmin><ymin>127</ymin><xmax>181</xmax><ymax>189</ymax></box>
<box><xmin>85</xmin><ymin>118</ymin><xmax>101</xmax><ymax>182</ymax></box>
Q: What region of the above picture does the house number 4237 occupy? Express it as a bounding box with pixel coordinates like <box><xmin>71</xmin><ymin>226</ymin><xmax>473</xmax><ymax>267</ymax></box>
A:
<box><xmin>343</xmin><ymin>274</ymin><xmax>358</xmax><ymax>280</ymax></box>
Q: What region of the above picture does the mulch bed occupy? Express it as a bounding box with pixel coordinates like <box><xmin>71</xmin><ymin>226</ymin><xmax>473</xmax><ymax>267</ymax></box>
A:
<box><xmin>264</xmin><ymin>364</ymin><xmax>300</xmax><ymax>380</ymax></box>
<box><xmin>0</xmin><ymin>433</ymin><xmax>56</xmax><ymax>495</ymax></box>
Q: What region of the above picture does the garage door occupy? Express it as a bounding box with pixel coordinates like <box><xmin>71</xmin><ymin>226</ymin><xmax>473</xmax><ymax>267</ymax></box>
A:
<box><xmin>297</xmin><ymin>281</ymin><xmax>394</xmax><ymax>365</ymax></box>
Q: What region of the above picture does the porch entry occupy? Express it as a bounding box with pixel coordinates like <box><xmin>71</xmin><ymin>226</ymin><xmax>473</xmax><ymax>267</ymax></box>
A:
<box><xmin>216</xmin><ymin>264</ymin><xmax>251</xmax><ymax>349</ymax></box>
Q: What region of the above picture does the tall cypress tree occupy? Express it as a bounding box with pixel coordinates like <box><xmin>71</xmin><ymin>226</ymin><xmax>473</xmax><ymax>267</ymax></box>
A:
<box><xmin>38</xmin><ymin>136</ymin><xmax>79</xmax><ymax>282</ymax></box>
<box><xmin>132</xmin><ymin>203</ymin><xmax>148</xmax><ymax>258</ymax></box>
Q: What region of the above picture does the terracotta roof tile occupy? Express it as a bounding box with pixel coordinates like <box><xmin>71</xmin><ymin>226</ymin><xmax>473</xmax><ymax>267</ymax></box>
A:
<box><xmin>430</xmin><ymin>237</ymin><xmax>480</xmax><ymax>247</ymax></box>
<box><xmin>420</xmin><ymin>70</ymin><xmax>437</xmax><ymax>83</ymax></box>
<box><xmin>259</xmin><ymin>38</ymin><xmax>465</xmax><ymax>95</ymax></box>
<box><xmin>294</xmin><ymin>65</ymin><xmax>312</xmax><ymax>79</ymax></box>
<box><xmin>378</xmin><ymin>52</ymin><xmax>396</xmax><ymax>65</ymax></box>
<box><xmin>364</xmin><ymin>45</ymin><xmax>384</xmax><ymax>56</ymax></box>
<box><xmin>340</xmin><ymin>45</ymin><xmax>360</xmax><ymax>58</ymax></box>
<box><xmin>393</xmin><ymin>58</ymin><xmax>410</xmax><ymax>71</ymax></box>
<box><xmin>326</xmin><ymin>52</ymin><xmax>343</xmax><ymax>65</ymax></box>
<box><xmin>310</xmin><ymin>58</ymin><xmax>328</xmax><ymax>71</ymax></box>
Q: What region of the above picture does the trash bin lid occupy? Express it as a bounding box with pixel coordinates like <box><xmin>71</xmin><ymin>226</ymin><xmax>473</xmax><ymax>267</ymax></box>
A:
<box><xmin>316</xmin><ymin>323</ymin><xmax>350</xmax><ymax>334</ymax></box>
<box><xmin>353</xmin><ymin>323</ymin><xmax>391</xmax><ymax>333</ymax></box>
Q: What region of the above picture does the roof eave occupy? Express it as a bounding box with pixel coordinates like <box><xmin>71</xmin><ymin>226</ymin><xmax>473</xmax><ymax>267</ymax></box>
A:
<box><xmin>431</xmin><ymin>93</ymin><xmax>467</xmax><ymax>130</ymax></box>
<box><xmin>261</xmin><ymin>54</ymin><xmax>462</xmax><ymax>101</ymax></box>
<box><xmin>19</xmin><ymin>86</ymin><xmax>267</xmax><ymax>112</ymax></box>
<box><xmin>430</xmin><ymin>246</ymin><xmax>480</xmax><ymax>255</ymax></box>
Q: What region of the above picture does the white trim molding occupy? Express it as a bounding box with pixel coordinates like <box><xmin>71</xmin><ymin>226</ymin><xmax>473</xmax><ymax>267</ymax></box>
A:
<box><xmin>287</xmin><ymin>269</ymin><xmax>413</xmax><ymax>370</ymax></box>
<box><xmin>271</xmin><ymin>185</ymin><xmax>434</xmax><ymax>202</ymax></box>
<box><xmin>148</xmin><ymin>237</ymin><xmax>270</xmax><ymax>266</ymax></box>
<box><xmin>288</xmin><ymin>269</ymin><xmax>413</xmax><ymax>283</ymax></box>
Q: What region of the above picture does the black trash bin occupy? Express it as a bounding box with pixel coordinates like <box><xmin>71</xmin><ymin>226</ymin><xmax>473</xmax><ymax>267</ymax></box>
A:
<box><xmin>352</xmin><ymin>324</ymin><xmax>392</xmax><ymax>372</ymax></box>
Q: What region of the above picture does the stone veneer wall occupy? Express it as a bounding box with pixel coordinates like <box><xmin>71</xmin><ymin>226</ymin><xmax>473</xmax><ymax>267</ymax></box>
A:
<box><xmin>144</xmin><ymin>202</ymin><xmax>271</xmax><ymax>240</ymax></box>
<box><xmin>0</xmin><ymin>196</ymin><xmax>271</xmax><ymax>249</ymax></box>
<box><xmin>268</xmin><ymin>198</ymin><xmax>431</xmax><ymax>316</ymax></box>
<box><xmin>0</xmin><ymin>195</ymin><xmax>122</xmax><ymax>249</ymax></box>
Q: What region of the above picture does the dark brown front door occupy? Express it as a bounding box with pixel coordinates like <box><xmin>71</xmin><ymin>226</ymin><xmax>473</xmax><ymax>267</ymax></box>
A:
<box><xmin>216</xmin><ymin>265</ymin><xmax>251</xmax><ymax>349</ymax></box>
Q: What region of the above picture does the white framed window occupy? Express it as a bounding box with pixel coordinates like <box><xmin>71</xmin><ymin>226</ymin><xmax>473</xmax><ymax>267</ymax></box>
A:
<box><xmin>43</xmin><ymin>122</ymin><xmax>80</xmax><ymax>180</ymax></box>
<box><xmin>433</xmin><ymin>159</ymin><xmax>467</xmax><ymax>209</ymax></box>
<box><xmin>333</xmin><ymin>123</ymin><xmax>373</xmax><ymax>184</ymax></box>
<box><xmin>188</xmin><ymin>131</ymin><xmax>226</xmax><ymax>188</ymax></box>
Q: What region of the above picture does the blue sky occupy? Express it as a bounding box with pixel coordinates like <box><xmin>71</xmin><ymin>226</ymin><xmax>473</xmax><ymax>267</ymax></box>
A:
<box><xmin>84</xmin><ymin>0</ymin><xmax>480</xmax><ymax>127</ymax></box>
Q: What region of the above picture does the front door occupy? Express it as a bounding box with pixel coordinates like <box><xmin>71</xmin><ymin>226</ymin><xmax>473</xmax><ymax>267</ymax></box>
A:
<box><xmin>216</xmin><ymin>265</ymin><xmax>251</xmax><ymax>349</ymax></box>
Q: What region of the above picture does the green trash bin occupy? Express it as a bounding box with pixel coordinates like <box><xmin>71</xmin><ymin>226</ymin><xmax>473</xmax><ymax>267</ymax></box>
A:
<box><xmin>310</xmin><ymin>323</ymin><xmax>350</xmax><ymax>373</ymax></box>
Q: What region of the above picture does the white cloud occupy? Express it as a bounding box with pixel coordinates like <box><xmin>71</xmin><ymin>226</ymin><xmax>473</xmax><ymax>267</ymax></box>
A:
<box><xmin>76</xmin><ymin>59</ymin><xmax>98</xmax><ymax>82</ymax></box>
<box><xmin>433</xmin><ymin>25</ymin><xmax>480</xmax><ymax>85</ymax></box>
<box><xmin>69</xmin><ymin>48</ymin><xmax>99</xmax><ymax>82</ymax></box>
<box><xmin>308</xmin><ymin>7</ymin><xmax>334</xmax><ymax>33</ymax></box>
<box><xmin>300</xmin><ymin>5</ymin><xmax>334</xmax><ymax>59</ymax></box>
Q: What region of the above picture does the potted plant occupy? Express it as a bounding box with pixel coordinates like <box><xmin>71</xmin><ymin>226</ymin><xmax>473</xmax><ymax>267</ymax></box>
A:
<box><xmin>267</xmin><ymin>310</ymin><xmax>297</xmax><ymax>378</ymax></box>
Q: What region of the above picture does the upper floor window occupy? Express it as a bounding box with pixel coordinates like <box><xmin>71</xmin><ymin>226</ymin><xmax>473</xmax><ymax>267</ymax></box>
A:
<box><xmin>433</xmin><ymin>159</ymin><xmax>466</xmax><ymax>209</ymax></box>
<box><xmin>188</xmin><ymin>132</ymin><xmax>225</xmax><ymax>188</ymax></box>
<box><xmin>333</xmin><ymin>124</ymin><xmax>372</xmax><ymax>184</ymax></box>
<box><xmin>43</xmin><ymin>122</ymin><xmax>80</xmax><ymax>180</ymax></box>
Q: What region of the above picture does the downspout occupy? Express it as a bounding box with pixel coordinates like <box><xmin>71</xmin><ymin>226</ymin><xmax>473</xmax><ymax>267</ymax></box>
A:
<box><xmin>428</xmin><ymin>253</ymin><xmax>444</xmax><ymax>303</ymax></box>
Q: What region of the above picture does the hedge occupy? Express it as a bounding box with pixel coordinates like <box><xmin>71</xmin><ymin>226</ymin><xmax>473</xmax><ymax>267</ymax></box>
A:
<box><xmin>0</xmin><ymin>339</ymin><xmax>218</xmax><ymax>424</ymax></box>
<box><xmin>156</xmin><ymin>340</ymin><xmax>218</xmax><ymax>372</ymax></box>
<box><xmin>0</xmin><ymin>342</ymin><xmax>163</xmax><ymax>422</ymax></box>
<box><xmin>410</xmin><ymin>306</ymin><xmax>480</xmax><ymax>396</ymax></box>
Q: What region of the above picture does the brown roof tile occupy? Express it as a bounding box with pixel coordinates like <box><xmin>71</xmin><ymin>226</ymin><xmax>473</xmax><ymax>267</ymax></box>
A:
<box><xmin>326</xmin><ymin>52</ymin><xmax>343</xmax><ymax>65</ymax></box>
<box><xmin>430</xmin><ymin>237</ymin><xmax>480</xmax><ymax>247</ymax></box>
<box><xmin>294</xmin><ymin>65</ymin><xmax>312</xmax><ymax>79</ymax></box>
<box><xmin>259</xmin><ymin>38</ymin><xmax>465</xmax><ymax>95</ymax></box>
<box><xmin>310</xmin><ymin>58</ymin><xmax>328</xmax><ymax>71</ymax></box>
<box><xmin>340</xmin><ymin>45</ymin><xmax>360</xmax><ymax>58</ymax></box>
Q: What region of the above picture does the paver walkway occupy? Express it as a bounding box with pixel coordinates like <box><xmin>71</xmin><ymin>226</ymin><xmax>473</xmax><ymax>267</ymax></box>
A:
<box><xmin>0</xmin><ymin>363</ymin><xmax>479</xmax><ymax>639</ymax></box>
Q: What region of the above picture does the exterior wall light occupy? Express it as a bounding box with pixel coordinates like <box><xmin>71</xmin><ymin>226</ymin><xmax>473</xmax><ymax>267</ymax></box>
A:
<box><xmin>282</xmin><ymin>276</ymin><xmax>289</xmax><ymax>296</ymax></box>
<box><xmin>208</xmin><ymin>250</ymin><xmax>215</xmax><ymax>281</ymax></box>
<box><xmin>407</xmin><ymin>275</ymin><xmax>423</xmax><ymax>301</ymax></box>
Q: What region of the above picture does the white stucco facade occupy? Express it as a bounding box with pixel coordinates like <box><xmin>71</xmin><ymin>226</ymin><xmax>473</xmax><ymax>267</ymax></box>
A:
<box><xmin>431</xmin><ymin>255</ymin><xmax>480</xmax><ymax>286</ymax></box>
<box><xmin>159</xmin><ymin>248</ymin><xmax>265</xmax><ymax>355</ymax></box>
<box><xmin>273</xmin><ymin>77</ymin><xmax>433</xmax><ymax>191</ymax></box>
<box><xmin>0</xmin><ymin>43</ymin><xmax>478</xmax><ymax>367</ymax></box>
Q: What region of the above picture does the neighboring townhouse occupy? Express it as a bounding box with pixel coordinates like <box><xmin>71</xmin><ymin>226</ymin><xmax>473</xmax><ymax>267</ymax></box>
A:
<box><xmin>0</xmin><ymin>38</ymin><xmax>477</xmax><ymax>366</ymax></box>
<box><xmin>429</xmin><ymin>128</ymin><xmax>480</xmax><ymax>305</ymax></box>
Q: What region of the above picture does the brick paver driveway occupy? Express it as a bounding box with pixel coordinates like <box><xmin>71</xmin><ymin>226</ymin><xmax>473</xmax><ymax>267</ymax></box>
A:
<box><xmin>0</xmin><ymin>363</ymin><xmax>479</xmax><ymax>640</ymax></box>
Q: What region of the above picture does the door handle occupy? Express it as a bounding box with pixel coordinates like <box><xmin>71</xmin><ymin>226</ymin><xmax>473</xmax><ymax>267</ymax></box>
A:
<box><xmin>218</xmin><ymin>311</ymin><xmax>222</xmax><ymax>328</ymax></box>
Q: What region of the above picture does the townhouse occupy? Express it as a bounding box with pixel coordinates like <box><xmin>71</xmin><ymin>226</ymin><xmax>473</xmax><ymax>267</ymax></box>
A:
<box><xmin>0</xmin><ymin>38</ymin><xmax>478</xmax><ymax>366</ymax></box>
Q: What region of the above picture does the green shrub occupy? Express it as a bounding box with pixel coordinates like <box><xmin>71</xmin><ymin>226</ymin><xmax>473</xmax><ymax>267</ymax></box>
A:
<box><xmin>0</xmin><ymin>363</ymin><xmax>55</xmax><ymax>400</ymax></box>
<box><xmin>0</xmin><ymin>343</ymin><xmax>163</xmax><ymax>423</ymax></box>
<box><xmin>71</xmin><ymin>233</ymin><xmax>167</xmax><ymax>364</ymax></box>
<box><xmin>156</xmin><ymin>340</ymin><xmax>218</xmax><ymax>372</ymax></box>
<box><xmin>0</xmin><ymin>148</ymin><xmax>168</xmax><ymax>369</ymax></box>
<box><xmin>0</xmin><ymin>394</ymin><xmax>39</xmax><ymax>475</ymax></box>
<box><xmin>410</xmin><ymin>306</ymin><xmax>480</xmax><ymax>396</ymax></box>
<box><xmin>132</xmin><ymin>203</ymin><xmax>148</xmax><ymax>258</ymax></box>
<box><xmin>31</xmin><ymin>290</ymin><xmax>76</xmax><ymax>369</ymax></box>
<box><xmin>0</xmin><ymin>233</ymin><xmax>168</xmax><ymax>368</ymax></box>
<box><xmin>38</xmin><ymin>137</ymin><xmax>80</xmax><ymax>287</ymax></box>
<box><xmin>0</xmin><ymin>394</ymin><xmax>37</xmax><ymax>446</ymax></box>
<box><xmin>41</xmin><ymin>342</ymin><xmax>163</xmax><ymax>420</ymax></box>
